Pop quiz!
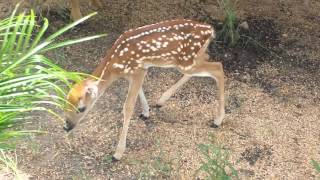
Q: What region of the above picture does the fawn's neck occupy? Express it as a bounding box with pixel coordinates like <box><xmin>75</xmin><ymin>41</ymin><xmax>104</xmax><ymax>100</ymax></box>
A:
<box><xmin>91</xmin><ymin>57</ymin><xmax>117</xmax><ymax>95</ymax></box>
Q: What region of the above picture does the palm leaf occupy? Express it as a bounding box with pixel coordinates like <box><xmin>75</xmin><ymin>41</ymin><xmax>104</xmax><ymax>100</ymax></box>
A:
<box><xmin>0</xmin><ymin>4</ymin><xmax>105</xmax><ymax>150</ymax></box>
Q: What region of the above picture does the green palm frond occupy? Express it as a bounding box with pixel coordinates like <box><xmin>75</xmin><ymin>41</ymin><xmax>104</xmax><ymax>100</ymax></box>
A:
<box><xmin>0</xmin><ymin>4</ymin><xmax>106</xmax><ymax>150</ymax></box>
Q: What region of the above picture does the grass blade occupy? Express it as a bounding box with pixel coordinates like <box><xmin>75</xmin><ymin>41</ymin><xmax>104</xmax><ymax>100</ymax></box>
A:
<box><xmin>15</xmin><ymin>15</ymin><xmax>30</xmax><ymax>57</ymax></box>
<box><xmin>0</xmin><ymin>4</ymin><xmax>19</xmax><ymax>63</ymax></box>
<box><xmin>30</xmin><ymin>18</ymin><xmax>48</xmax><ymax>49</ymax></box>
<box><xmin>21</xmin><ymin>10</ymin><xmax>35</xmax><ymax>53</ymax></box>
<box><xmin>2</xmin><ymin>41</ymin><xmax>51</xmax><ymax>74</ymax></box>
<box><xmin>6</xmin><ymin>12</ymin><xmax>25</xmax><ymax>58</ymax></box>
<box><xmin>41</xmin><ymin>34</ymin><xmax>107</xmax><ymax>52</ymax></box>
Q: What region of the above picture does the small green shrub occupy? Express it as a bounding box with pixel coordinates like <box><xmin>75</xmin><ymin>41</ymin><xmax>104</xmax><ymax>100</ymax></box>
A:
<box><xmin>217</xmin><ymin>0</ymin><xmax>240</xmax><ymax>47</ymax></box>
<box><xmin>196</xmin><ymin>143</ymin><xmax>238</xmax><ymax>180</ymax></box>
<box><xmin>311</xmin><ymin>159</ymin><xmax>320</xmax><ymax>173</ymax></box>
<box><xmin>0</xmin><ymin>150</ymin><xmax>19</xmax><ymax>177</ymax></box>
<box><xmin>138</xmin><ymin>154</ymin><xmax>174</xmax><ymax>179</ymax></box>
<box><xmin>138</xmin><ymin>144</ymin><xmax>176</xmax><ymax>179</ymax></box>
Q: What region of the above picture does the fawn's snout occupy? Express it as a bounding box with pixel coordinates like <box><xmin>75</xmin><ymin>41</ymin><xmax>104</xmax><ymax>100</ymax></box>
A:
<box><xmin>63</xmin><ymin>119</ymin><xmax>75</xmax><ymax>132</ymax></box>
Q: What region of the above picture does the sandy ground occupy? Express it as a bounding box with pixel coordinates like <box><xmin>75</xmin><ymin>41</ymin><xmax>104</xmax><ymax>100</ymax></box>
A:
<box><xmin>1</xmin><ymin>0</ymin><xmax>320</xmax><ymax>179</ymax></box>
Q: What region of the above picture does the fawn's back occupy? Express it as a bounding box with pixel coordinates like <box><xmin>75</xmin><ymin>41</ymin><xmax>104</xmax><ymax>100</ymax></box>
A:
<box><xmin>99</xmin><ymin>19</ymin><xmax>215</xmax><ymax>77</ymax></box>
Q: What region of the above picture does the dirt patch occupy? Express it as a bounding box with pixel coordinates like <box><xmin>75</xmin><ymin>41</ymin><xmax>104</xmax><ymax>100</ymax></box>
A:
<box><xmin>208</xmin><ymin>16</ymin><xmax>281</xmax><ymax>72</ymax></box>
<box><xmin>240</xmin><ymin>17</ymin><xmax>280</xmax><ymax>51</ymax></box>
<box><xmin>241</xmin><ymin>144</ymin><xmax>273</xmax><ymax>166</ymax></box>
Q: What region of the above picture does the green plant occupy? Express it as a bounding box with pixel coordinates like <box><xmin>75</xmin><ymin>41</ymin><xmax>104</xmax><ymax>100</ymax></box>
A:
<box><xmin>138</xmin><ymin>143</ymin><xmax>176</xmax><ymax>179</ymax></box>
<box><xmin>0</xmin><ymin>150</ymin><xmax>19</xmax><ymax>177</ymax></box>
<box><xmin>0</xmin><ymin>150</ymin><xmax>31</xmax><ymax>179</ymax></box>
<box><xmin>195</xmin><ymin>144</ymin><xmax>238</xmax><ymax>180</ymax></box>
<box><xmin>311</xmin><ymin>159</ymin><xmax>320</xmax><ymax>173</ymax></box>
<box><xmin>0</xmin><ymin>4</ymin><xmax>105</xmax><ymax>150</ymax></box>
<box><xmin>103</xmin><ymin>154</ymin><xmax>114</xmax><ymax>164</ymax></box>
<box><xmin>138</xmin><ymin>154</ymin><xmax>174</xmax><ymax>179</ymax></box>
<box><xmin>71</xmin><ymin>167</ymin><xmax>89</xmax><ymax>180</ymax></box>
<box><xmin>217</xmin><ymin>0</ymin><xmax>240</xmax><ymax>47</ymax></box>
<box><xmin>138</xmin><ymin>163</ymin><xmax>153</xmax><ymax>180</ymax></box>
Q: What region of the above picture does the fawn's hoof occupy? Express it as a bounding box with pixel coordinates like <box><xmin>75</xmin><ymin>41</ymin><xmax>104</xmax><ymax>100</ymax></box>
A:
<box><xmin>111</xmin><ymin>156</ymin><xmax>120</xmax><ymax>162</ymax></box>
<box><xmin>139</xmin><ymin>114</ymin><xmax>149</xmax><ymax>120</ymax></box>
<box><xmin>210</xmin><ymin>123</ymin><xmax>220</xmax><ymax>128</ymax></box>
<box><xmin>155</xmin><ymin>104</ymin><xmax>163</xmax><ymax>108</ymax></box>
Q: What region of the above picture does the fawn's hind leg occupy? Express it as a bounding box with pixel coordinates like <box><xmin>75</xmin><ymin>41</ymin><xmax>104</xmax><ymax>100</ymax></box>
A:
<box><xmin>139</xmin><ymin>88</ymin><xmax>150</xmax><ymax>119</ymax></box>
<box><xmin>190</xmin><ymin>61</ymin><xmax>225</xmax><ymax>127</ymax></box>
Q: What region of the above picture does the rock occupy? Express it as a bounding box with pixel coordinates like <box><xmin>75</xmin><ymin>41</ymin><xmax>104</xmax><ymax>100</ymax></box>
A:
<box><xmin>203</xmin><ymin>4</ymin><xmax>219</xmax><ymax>15</ymax></box>
<box><xmin>239</xmin><ymin>21</ymin><xmax>249</xmax><ymax>30</ymax></box>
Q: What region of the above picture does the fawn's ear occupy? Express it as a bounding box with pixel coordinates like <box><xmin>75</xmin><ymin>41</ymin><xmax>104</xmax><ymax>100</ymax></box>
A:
<box><xmin>85</xmin><ymin>81</ymin><xmax>98</xmax><ymax>98</ymax></box>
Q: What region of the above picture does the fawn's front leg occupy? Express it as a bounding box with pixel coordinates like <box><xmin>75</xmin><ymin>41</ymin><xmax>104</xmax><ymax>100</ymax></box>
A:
<box><xmin>156</xmin><ymin>75</ymin><xmax>191</xmax><ymax>107</ymax></box>
<box><xmin>113</xmin><ymin>71</ymin><xmax>146</xmax><ymax>160</ymax></box>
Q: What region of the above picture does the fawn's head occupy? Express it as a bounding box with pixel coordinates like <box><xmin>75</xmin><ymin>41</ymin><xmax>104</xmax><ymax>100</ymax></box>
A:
<box><xmin>64</xmin><ymin>79</ymin><xmax>99</xmax><ymax>132</ymax></box>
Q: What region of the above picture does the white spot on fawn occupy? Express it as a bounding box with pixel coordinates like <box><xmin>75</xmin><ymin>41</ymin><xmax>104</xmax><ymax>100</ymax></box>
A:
<box><xmin>113</xmin><ymin>63</ymin><xmax>124</xmax><ymax>69</ymax></box>
<box><xmin>124</xmin><ymin>67</ymin><xmax>131</xmax><ymax>73</ymax></box>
